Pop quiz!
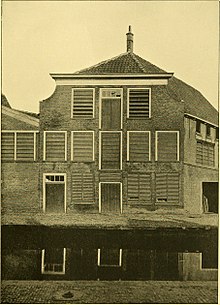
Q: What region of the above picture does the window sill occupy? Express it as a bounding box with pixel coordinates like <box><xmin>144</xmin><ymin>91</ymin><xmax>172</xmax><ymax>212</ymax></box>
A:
<box><xmin>73</xmin><ymin>202</ymin><xmax>95</xmax><ymax>205</ymax></box>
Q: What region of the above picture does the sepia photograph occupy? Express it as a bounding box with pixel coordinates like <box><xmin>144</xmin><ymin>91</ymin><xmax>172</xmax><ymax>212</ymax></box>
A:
<box><xmin>1</xmin><ymin>0</ymin><xmax>219</xmax><ymax>304</ymax></box>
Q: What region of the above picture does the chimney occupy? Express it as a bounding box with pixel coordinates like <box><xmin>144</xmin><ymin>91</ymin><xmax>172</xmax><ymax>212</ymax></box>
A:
<box><xmin>126</xmin><ymin>25</ymin><xmax>134</xmax><ymax>52</ymax></box>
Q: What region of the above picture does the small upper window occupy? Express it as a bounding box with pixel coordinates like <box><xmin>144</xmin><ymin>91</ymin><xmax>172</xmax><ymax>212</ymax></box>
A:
<box><xmin>216</xmin><ymin>128</ymin><xmax>219</xmax><ymax>140</ymax></box>
<box><xmin>128</xmin><ymin>88</ymin><xmax>151</xmax><ymax>118</ymax></box>
<box><xmin>196</xmin><ymin>121</ymin><xmax>201</xmax><ymax>133</ymax></box>
<box><xmin>206</xmin><ymin>125</ymin><xmax>211</xmax><ymax>137</ymax></box>
<box><xmin>72</xmin><ymin>89</ymin><xmax>94</xmax><ymax>118</ymax></box>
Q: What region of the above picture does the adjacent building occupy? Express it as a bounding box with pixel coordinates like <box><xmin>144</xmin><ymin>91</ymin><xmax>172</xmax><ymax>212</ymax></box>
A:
<box><xmin>1</xmin><ymin>27</ymin><xmax>218</xmax><ymax>216</ymax></box>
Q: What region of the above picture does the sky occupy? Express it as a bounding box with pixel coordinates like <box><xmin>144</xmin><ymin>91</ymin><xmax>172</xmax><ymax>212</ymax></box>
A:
<box><xmin>2</xmin><ymin>1</ymin><xmax>219</xmax><ymax>113</ymax></box>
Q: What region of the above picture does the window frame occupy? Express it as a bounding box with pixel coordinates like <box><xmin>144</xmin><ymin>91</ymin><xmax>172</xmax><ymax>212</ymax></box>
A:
<box><xmin>155</xmin><ymin>131</ymin><xmax>180</xmax><ymax>162</ymax></box>
<box><xmin>127</xmin><ymin>131</ymin><xmax>151</xmax><ymax>161</ymax></box>
<box><xmin>206</xmin><ymin>125</ymin><xmax>211</xmax><ymax>137</ymax></box>
<box><xmin>43</xmin><ymin>131</ymin><xmax>67</xmax><ymax>161</ymax></box>
<box><xmin>99</xmin><ymin>88</ymin><xmax>123</xmax><ymax>129</ymax></box>
<box><xmin>71</xmin><ymin>130</ymin><xmax>95</xmax><ymax>162</ymax></box>
<box><xmin>127</xmin><ymin>88</ymin><xmax>151</xmax><ymax>119</ymax></box>
<box><xmin>71</xmin><ymin>88</ymin><xmax>95</xmax><ymax>119</ymax></box>
<box><xmin>1</xmin><ymin>130</ymin><xmax>38</xmax><ymax>161</ymax></box>
<box><xmin>43</xmin><ymin>173</ymin><xmax>67</xmax><ymax>213</ymax></box>
<box><xmin>97</xmin><ymin>248</ymin><xmax>123</xmax><ymax>267</ymax></box>
<box><xmin>99</xmin><ymin>131</ymin><xmax>122</xmax><ymax>170</ymax></box>
<box><xmin>41</xmin><ymin>248</ymin><xmax>66</xmax><ymax>275</ymax></box>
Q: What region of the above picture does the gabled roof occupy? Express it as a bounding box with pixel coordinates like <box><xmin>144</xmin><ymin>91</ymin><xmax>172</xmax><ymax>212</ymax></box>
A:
<box><xmin>75</xmin><ymin>51</ymin><xmax>168</xmax><ymax>75</ymax></box>
<box><xmin>2</xmin><ymin>105</ymin><xmax>39</xmax><ymax>127</ymax></box>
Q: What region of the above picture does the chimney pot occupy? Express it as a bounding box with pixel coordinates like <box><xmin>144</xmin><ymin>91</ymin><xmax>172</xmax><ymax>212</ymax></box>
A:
<box><xmin>126</xmin><ymin>25</ymin><xmax>134</xmax><ymax>53</ymax></box>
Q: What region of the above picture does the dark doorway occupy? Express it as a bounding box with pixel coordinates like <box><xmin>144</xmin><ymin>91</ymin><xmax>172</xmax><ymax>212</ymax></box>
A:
<box><xmin>202</xmin><ymin>182</ymin><xmax>218</xmax><ymax>213</ymax></box>
<box><xmin>46</xmin><ymin>184</ymin><xmax>65</xmax><ymax>213</ymax></box>
<box><xmin>101</xmin><ymin>183</ymin><xmax>121</xmax><ymax>213</ymax></box>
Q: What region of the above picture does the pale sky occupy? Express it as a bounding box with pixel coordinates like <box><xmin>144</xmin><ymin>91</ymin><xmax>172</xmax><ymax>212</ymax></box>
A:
<box><xmin>2</xmin><ymin>1</ymin><xmax>219</xmax><ymax>113</ymax></box>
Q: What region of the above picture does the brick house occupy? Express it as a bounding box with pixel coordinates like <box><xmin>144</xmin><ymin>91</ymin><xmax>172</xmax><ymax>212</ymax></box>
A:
<box><xmin>1</xmin><ymin>27</ymin><xmax>218</xmax><ymax>216</ymax></box>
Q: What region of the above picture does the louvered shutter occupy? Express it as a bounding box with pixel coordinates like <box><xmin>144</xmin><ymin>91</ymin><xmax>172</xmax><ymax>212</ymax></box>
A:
<box><xmin>128</xmin><ymin>173</ymin><xmax>151</xmax><ymax>204</ymax></box>
<box><xmin>72</xmin><ymin>89</ymin><xmax>94</xmax><ymax>117</ymax></box>
<box><xmin>196</xmin><ymin>141</ymin><xmax>214</xmax><ymax>166</ymax></box>
<box><xmin>156</xmin><ymin>173</ymin><xmax>179</xmax><ymax>204</ymax></box>
<box><xmin>157</xmin><ymin>132</ymin><xmax>178</xmax><ymax>161</ymax></box>
<box><xmin>45</xmin><ymin>132</ymin><xmax>66</xmax><ymax>161</ymax></box>
<box><xmin>129</xmin><ymin>132</ymin><xmax>150</xmax><ymax>161</ymax></box>
<box><xmin>16</xmin><ymin>132</ymin><xmax>35</xmax><ymax>160</ymax></box>
<box><xmin>72</xmin><ymin>173</ymin><xmax>94</xmax><ymax>204</ymax></box>
<box><xmin>129</xmin><ymin>89</ymin><xmax>150</xmax><ymax>118</ymax></box>
<box><xmin>101</xmin><ymin>132</ymin><xmax>121</xmax><ymax>169</ymax></box>
<box><xmin>72</xmin><ymin>132</ymin><xmax>93</xmax><ymax>162</ymax></box>
<box><xmin>1</xmin><ymin>132</ymin><xmax>14</xmax><ymax>160</ymax></box>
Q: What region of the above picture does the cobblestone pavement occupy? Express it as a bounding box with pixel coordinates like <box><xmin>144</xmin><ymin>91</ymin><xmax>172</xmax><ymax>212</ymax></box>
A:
<box><xmin>1</xmin><ymin>280</ymin><xmax>218</xmax><ymax>304</ymax></box>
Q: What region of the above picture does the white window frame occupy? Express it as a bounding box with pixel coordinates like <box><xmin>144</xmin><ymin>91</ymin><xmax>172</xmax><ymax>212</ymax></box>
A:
<box><xmin>97</xmin><ymin>248</ymin><xmax>123</xmax><ymax>267</ymax></box>
<box><xmin>99</xmin><ymin>131</ymin><xmax>122</xmax><ymax>170</ymax></box>
<box><xmin>71</xmin><ymin>88</ymin><xmax>95</xmax><ymax>119</ymax></box>
<box><xmin>41</xmin><ymin>248</ymin><xmax>66</xmax><ymax>275</ymax></box>
<box><xmin>43</xmin><ymin>173</ymin><xmax>67</xmax><ymax>213</ymax></box>
<box><xmin>127</xmin><ymin>131</ymin><xmax>151</xmax><ymax>161</ymax></box>
<box><xmin>155</xmin><ymin>131</ymin><xmax>180</xmax><ymax>161</ymax></box>
<box><xmin>71</xmin><ymin>131</ymin><xmax>94</xmax><ymax>161</ymax></box>
<box><xmin>43</xmin><ymin>131</ymin><xmax>67</xmax><ymax>161</ymax></box>
<box><xmin>1</xmin><ymin>130</ymin><xmax>38</xmax><ymax>161</ymax></box>
<box><xmin>99</xmin><ymin>88</ymin><xmax>123</xmax><ymax>129</ymax></box>
<box><xmin>127</xmin><ymin>88</ymin><xmax>151</xmax><ymax>119</ymax></box>
<box><xmin>99</xmin><ymin>182</ymin><xmax>123</xmax><ymax>214</ymax></box>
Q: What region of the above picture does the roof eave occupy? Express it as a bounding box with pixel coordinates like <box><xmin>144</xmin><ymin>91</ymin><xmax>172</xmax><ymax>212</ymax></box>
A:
<box><xmin>50</xmin><ymin>73</ymin><xmax>174</xmax><ymax>80</ymax></box>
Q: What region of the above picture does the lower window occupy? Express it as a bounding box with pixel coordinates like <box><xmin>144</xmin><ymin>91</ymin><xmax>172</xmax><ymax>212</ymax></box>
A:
<box><xmin>156</xmin><ymin>173</ymin><xmax>179</xmax><ymax>204</ymax></box>
<box><xmin>41</xmin><ymin>248</ymin><xmax>66</xmax><ymax>274</ymax></box>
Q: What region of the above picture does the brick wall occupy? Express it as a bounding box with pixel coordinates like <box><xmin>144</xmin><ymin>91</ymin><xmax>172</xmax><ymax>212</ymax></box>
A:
<box><xmin>1</xmin><ymin>163</ymin><xmax>40</xmax><ymax>214</ymax></box>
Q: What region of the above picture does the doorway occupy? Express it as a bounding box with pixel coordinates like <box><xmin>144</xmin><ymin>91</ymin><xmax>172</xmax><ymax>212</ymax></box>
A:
<box><xmin>202</xmin><ymin>182</ymin><xmax>218</xmax><ymax>213</ymax></box>
<box><xmin>43</xmin><ymin>174</ymin><xmax>66</xmax><ymax>213</ymax></box>
<box><xmin>100</xmin><ymin>183</ymin><xmax>122</xmax><ymax>213</ymax></box>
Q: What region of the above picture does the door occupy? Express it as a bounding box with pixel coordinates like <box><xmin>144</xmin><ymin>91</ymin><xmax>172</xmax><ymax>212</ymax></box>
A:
<box><xmin>44</xmin><ymin>174</ymin><xmax>66</xmax><ymax>213</ymax></box>
<box><xmin>101</xmin><ymin>99</ymin><xmax>121</xmax><ymax>130</ymax></box>
<box><xmin>100</xmin><ymin>183</ymin><xmax>121</xmax><ymax>213</ymax></box>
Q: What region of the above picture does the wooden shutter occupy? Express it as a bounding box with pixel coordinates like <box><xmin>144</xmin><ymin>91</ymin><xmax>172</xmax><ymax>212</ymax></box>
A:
<box><xmin>129</xmin><ymin>132</ymin><xmax>150</xmax><ymax>161</ymax></box>
<box><xmin>101</xmin><ymin>99</ymin><xmax>121</xmax><ymax>130</ymax></box>
<box><xmin>72</xmin><ymin>173</ymin><xmax>94</xmax><ymax>204</ymax></box>
<box><xmin>128</xmin><ymin>173</ymin><xmax>151</xmax><ymax>205</ymax></box>
<box><xmin>156</xmin><ymin>173</ymin><xmax>179</xmax><ymax>204</ymax></box>
<box><xmin>129</xmin><ymin>89</ymin><xmax>150</xmax><ymax>118</ymax></box>
<box><xmin>101</xmin><ymin>132</ymin><xmax>121</xmax><ymax>169</ymax></box>
<box><xmin>196</xmin><ymin>141</ymin><xmax>214</xmax><ymax>166</ymax></box>
<box><xmin>16</xmin><ymin>132</ymin><xmax>35</xmax><ymax>160</ymax></box>
<box><xmin>72</xmin><ymin>132</ymin><xmax>93</xmax><ymax>162</ymax></box>
<box><xmin>45</xmin><ymin>132</ymin><xmax>66</xmax><ymax>161</ymax></box>
<box><xmin>72</xmin><ymin>89</ymin><xmax>94</xmax><ymax>117</ymax></box>
<box><xmin>157</xmin><ymin>132</ymin><xmax>178</xmax><ymax>161</ymax></box>
<box><xmin>1</xmin><ymin>132</ymin><xmax>15</xmax><ymax>160</ymax></box>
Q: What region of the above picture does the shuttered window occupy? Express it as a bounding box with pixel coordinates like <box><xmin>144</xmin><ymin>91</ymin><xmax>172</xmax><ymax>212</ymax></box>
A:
<box><xmin>196</xmin><ymin>141</ymin><xmax>214</xmax><ymax>167</ymax></box>
<box><xmin>156</xmin><ymin>173</ymin><xmax>179</xmax><ymax>204</ymax></box>
<box><xmin>128</xmin><ymin>132</ymin><xmax>150</xmax><ymax>162</ymax></box>
<box><xmin>72</xmin><ymin>89</ymin><xmax>94</xmax><ymax>118</ymax></box>
<box><xmin>72</xmin><ymin>173</ymin><xmax>95</xmax><ymax>204</ymax></box>
<box><xmin>128</xmin><ymin>88</ymin><xmax>150</xmax><ymax>118</ymax></box>
<box><xmin>128</xmin><ymin>173</ymin><xmax>151</xmax><ymax>205</ymax></box>
<box><xmin>156</xmin><ymin>131</ymin><xmax>179</xmax><ymax>161</ymax></box>
<box><xmin>44</xmin><ymin>132</ymin><xmax>66</xmax><ymax>161</ymax></box>
<box><xmin>100</xmin><ymin>132</ymin><xmax>121</xmax><ymax>170</ymax></box>
<box><xmin>1</xmin><ymin>132</ymin><xmax>15</xmax><ymax>160</ymax></box>
<box><xmin>72</xmin><ymin>131</ymin><xmax>94</xmax><ymax>162</ymax></box>
<box><xmin>16</xmin><ymin>132</ymin><xmax>35</xmax><ymax>160</ymax></box>
<box><xmin>1</xmin><ymin>131</ymin><xmax>37</xmax><ymax>161</ymax></box>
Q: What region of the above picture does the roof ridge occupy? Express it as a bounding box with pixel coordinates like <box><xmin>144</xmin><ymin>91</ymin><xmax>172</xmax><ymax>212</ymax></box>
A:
<box><xmin>74</xmin><ymin>52</ymin><xmax>128</xmax><ymax>74</ymax></box>
<box><xmin>131</xmin><ymin>52</ymin><xmax>147</xmax><ymax>73</ymax></box>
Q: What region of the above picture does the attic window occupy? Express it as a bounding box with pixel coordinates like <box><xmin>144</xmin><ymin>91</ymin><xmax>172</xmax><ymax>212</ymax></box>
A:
<box><xmin>128</xmin><ymin>88</ymin><xmax>151</xmax><ymax>118</ymax></box>
<box><xmin>206</xmin><ymin>125</ymin><xmax>211</xmax><ymax>137</ymax></box>
<box><xmin>196</xmin><ymin>121</ymin><xmax>201</xmax><ymax>133</ymax></box>
<box><xmin>72</xmin><ymin>89</ymin><xmax>94</xmax><ymax>118</ymax></box>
